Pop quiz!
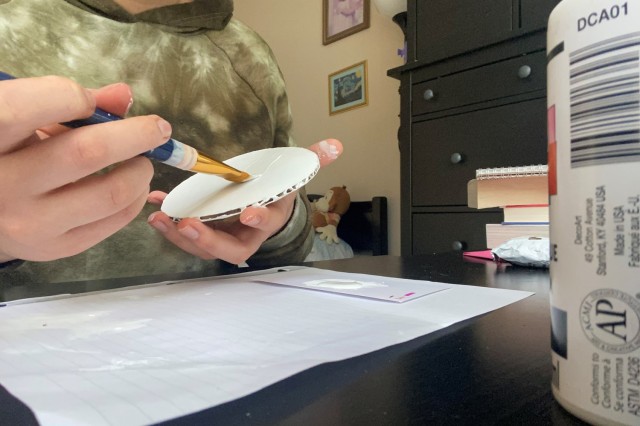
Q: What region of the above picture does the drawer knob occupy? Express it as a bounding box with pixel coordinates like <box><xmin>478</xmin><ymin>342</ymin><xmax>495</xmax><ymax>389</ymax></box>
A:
<box><xmin>423</xmin><ymin>89</ymin><xmax>435</xmax><ymax>101</ymax></box>
<box><xmin>518</xmin><ymin>65</ymin><xmax>532</xmax><ymax>79</ymax></box>
<box><xmin>451</xmin><ymin>241</ymin><xmax>466</xmax><ymax>251</ymax></box>
<box><xmin>450</xmin><ymin>152</ymin><xmax>463</xmax><ymax>164</ymax></box>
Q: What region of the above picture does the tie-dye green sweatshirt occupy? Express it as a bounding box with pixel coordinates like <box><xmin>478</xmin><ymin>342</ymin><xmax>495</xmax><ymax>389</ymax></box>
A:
<box><xmin>0</xmin><ymin>0</ymin><xmax>314</xmax><ymax>284</ymax></box>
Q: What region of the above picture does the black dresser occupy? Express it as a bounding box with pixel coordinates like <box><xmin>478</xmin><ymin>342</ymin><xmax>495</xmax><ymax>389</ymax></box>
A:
<box><xmin>390</xmin><ymin>0</ymin><xmax>560</xmax><ymax>255</ymax></box>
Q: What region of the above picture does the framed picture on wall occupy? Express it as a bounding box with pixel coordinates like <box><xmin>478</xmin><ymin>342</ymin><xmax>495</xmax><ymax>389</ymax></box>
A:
<box><xmin>323</xmin><ymin>0</ymin><xmax>370</xmax><ymax>45</ymax></box>
<box><xmin>328</xmin><ymin>60</ymin><xmax>368</xmax><ymax>115</ymax></box>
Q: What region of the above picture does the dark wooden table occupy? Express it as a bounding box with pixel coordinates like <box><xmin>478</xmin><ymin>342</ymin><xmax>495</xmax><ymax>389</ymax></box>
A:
<box><xmin>1</xmin><ymin>253</ymin><xmax>588</xmax><ymax>425</ymax></box>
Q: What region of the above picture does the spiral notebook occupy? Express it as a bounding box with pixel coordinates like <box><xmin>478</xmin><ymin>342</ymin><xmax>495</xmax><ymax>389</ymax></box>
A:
<box><xmin>475</xmin><ymin>164</ymin><xmax>548</xmax><ymax>180</ymax></box>
<box><xmin>468</xmin><ymin>165</ymin><xmax>549</xmax><ymax>209</ymax></box>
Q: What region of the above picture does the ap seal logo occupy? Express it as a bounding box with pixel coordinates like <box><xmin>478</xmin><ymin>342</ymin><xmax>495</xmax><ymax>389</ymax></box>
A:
<box><xmin>580</xmin><ymin>288</ymin><xmax>640</xmax><ymax>354</ymax></box>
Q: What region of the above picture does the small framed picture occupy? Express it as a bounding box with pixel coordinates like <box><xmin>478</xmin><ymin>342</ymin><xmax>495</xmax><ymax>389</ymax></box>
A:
<box><xmin>323</xmin><ymin>0</ymin><xmax>370</xmax><ymax>45</ymax></box>
<box><xmin>328</xmin><ymin>60</ymin><xmax>368</xmax><ymax>115</ymax></box>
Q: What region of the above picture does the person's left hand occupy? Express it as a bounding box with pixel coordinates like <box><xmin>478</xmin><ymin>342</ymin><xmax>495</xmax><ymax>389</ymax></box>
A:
<box><xmin>147</xmin><ymin>139</ymin><xmax>343</xmax><ymax>264</ymax></box>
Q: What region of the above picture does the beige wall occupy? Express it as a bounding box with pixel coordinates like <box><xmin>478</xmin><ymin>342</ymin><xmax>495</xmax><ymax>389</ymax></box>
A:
<box><xmin>234</xmin><ymin>0</ymin><xmax>404</xmax><ymax>255</ymax></box>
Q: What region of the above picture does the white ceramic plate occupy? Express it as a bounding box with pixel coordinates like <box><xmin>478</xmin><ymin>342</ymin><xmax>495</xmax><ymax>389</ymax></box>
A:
<box><xmin>161</xmin><ymin>147</ymin><xmax>320</xmax><ymax>221</ymax></box>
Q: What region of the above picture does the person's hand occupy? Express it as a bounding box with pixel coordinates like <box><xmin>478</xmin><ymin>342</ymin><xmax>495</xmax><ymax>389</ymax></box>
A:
<box><xmin>0</xmin><ymin>76</ymin><xmax>173</xmax><ymax>263</ymax></box>
<box><xmin>147</xmin><ymin>139</ymin><xmax>344</xmax><ymax>264</ymax></box>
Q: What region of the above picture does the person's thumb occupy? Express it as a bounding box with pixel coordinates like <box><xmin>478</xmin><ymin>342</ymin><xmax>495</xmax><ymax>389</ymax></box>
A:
<box><xmin>307</xmin><ymin>138</ymin><xmax>343</xmax><ymax>167</ymax></box>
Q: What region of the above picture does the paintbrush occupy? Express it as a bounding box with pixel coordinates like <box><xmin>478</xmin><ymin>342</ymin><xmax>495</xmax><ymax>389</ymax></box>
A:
<box><xmin>0</xmin><ymin>71</ymin><xmax>251</xmax><ymax>183</ymax></box>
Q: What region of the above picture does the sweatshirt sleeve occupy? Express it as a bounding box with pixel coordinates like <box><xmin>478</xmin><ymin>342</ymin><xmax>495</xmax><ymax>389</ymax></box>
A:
<box><xmin>248</xmin><ymin>190</ymin><xmax>314</xmax><ymax>267</ymax></box>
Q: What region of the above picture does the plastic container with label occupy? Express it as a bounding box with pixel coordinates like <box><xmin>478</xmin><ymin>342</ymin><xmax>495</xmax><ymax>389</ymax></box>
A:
<box><xmin>547</xmin><ymin>1</ymin><xmax>640</xmax><ymax>424</ymax></box>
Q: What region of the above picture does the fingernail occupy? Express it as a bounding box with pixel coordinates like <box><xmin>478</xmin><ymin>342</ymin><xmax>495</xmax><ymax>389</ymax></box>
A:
<box><xmin>125</xmin><ymin>97</ymin><xmax>134</xmax><ymax>115</ymax></box>
<box><xmin>179</xmin><ymin>225</ymin><xmax>200</xmax><ymax>240</ymax></box>
<box><xmin>242</xmin><ymin>214</ymin><xmax>261</xmax><ymax>227</ymax></box>
<box><xmin>104</xmin><ymin>82</ymin><xmax>134</xmax><ymax>115</ymax></box>
<box><xmin>148</xmin><ymin>212</ymin><xmax>168</xmax><ymax>233</ymax></box>
<box><xmin>157</xmin><ymin>119</ymin><xmax>172</xmax><ymax>139</ymax></box>
<box><xmin>315</xmin><ymin>140</ymin><xmax>339</xmax><ymax>160</ymax></box>
<box><xmin>84</xmin><ymin>88</ymin><xmax>97</xmax><ymax>110</ymax></box>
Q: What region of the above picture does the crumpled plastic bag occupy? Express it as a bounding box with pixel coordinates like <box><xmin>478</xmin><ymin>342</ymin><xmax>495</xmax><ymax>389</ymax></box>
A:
<box><xmin>492</xmin><ymin>237</ymin><xmax>550</xmax><ymax>268</ymax></box>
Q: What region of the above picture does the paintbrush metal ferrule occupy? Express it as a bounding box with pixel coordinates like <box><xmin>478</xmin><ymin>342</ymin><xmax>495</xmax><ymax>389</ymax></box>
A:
<box><xmin>0</xmin><ymin>70</ymin><xmax>251</xmax><ymax>183</ymax></box>
<box><xmin>147</xmin><ymin>140</ymin><xmax>251</xmax><ymax>182</ymax></box>
<box><xmin>190</xmin><ymin>152</ymin><xmax>252</xmax><ymax>183</ymax></box>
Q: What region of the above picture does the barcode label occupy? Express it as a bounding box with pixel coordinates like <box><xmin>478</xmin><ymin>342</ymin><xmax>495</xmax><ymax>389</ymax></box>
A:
<box><xmin>569</xmin><ymin>31</ymin><xmax>640</xmax><ymax>167</ymax></box>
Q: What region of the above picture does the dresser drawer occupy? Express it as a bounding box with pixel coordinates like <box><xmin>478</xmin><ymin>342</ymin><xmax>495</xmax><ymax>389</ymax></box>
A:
<box><xmin>411</xmin><ymin>98</ymin><xmax>547</xmax><ymax>207</ymax></box>
<box><xmin>412</xmin><ymin>211</ymin><xmax>503</xmax><ymax>254</ymax></box>
<box><xmin>520</xmin><ymin>0</ymin><xmax>561</xmax><ymax>32</ymax></box>
<box><xmin>411</xmin><ymin>51</ymin><xmax>546</xmax><ymax>116</ymax></box>
<box><xmin>415</xmin><ymin>0</ymin><xmax>513</xmax><ymax>64</ymax></box>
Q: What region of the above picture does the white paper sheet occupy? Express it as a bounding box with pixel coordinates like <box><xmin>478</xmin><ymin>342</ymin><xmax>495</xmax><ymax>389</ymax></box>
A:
<box><xmin>0</xmin><ymin>267</ymin><xmax>532</xmax><ymax>425</ymax></box>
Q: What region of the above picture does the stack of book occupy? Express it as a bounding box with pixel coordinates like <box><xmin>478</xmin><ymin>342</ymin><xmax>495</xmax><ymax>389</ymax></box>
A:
<box><xmin>467</xmin><ymin>165</ymin><xmax>549</xmax><ymax>249</ymax></box>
